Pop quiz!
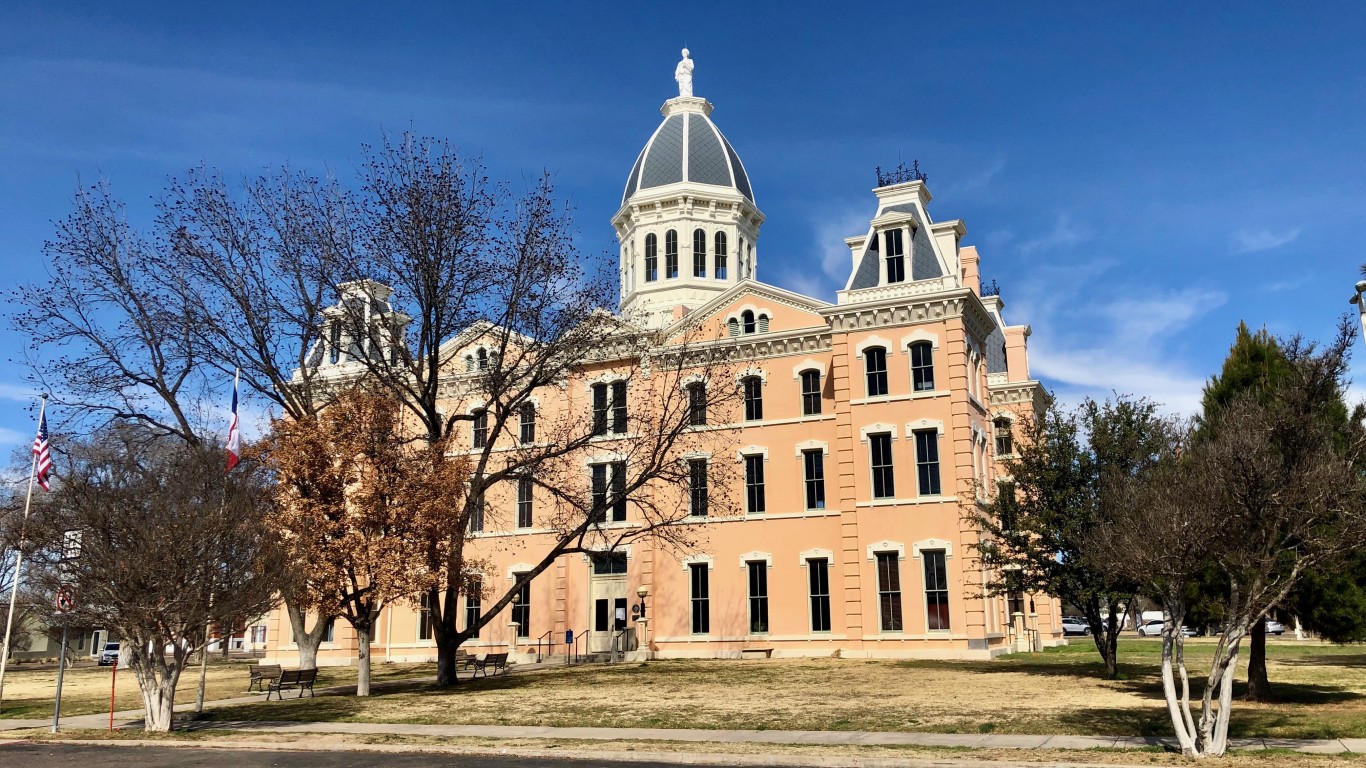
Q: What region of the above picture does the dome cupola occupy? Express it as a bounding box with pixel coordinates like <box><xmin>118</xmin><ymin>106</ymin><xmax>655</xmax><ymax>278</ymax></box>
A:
<box><xmin>613</xmin><ymin>50</ymin><xmax>765</xmax><ymax>329</ymax></box>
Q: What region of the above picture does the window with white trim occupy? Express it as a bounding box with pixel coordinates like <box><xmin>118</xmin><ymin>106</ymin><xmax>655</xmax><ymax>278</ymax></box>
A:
<box><xmin>870</xmin><ymin>433</ymin><xmax>895</xmax><ymax>499</ymax></box>
<box><xmin>743</xmin><ymin>376</ymin><xmax>763</xmax><ymax>421</ymax></box>
<box><xmin>645</xmin><ymin>233</ymin><xmax>658</xmax><ymax>281</ymax></box>
<box><xmin>914</xmin><ymin>429</ymin><xmax>941</xmax><ymax>496</ymax></box>
<box><xmin>665</xmin><ymin>229</ymin><xmax>679</xmax><ymax>278</ymax></box>
<box><xmin>803</xmin><ymin>449</ymin><xmax>826</xmax><ymax>510</ymax></box>
<box><xmin>519</xmin><ymin>403</ymin><xmax>536</xmax><ymax>444</ymax></box>
<box><xmin>714</xmin><ymin>232</ymin><xmax>728</xmax><ymax>279</ymax></box>
<box><xmin>689</xmin><ymin>563</ymin><xmax>710</xmax><ymax>634</ymax></box>
<box><xmin>516</xmin><ymin>476</ymin><xmax>533</xmax><ymax>529</ymax></box>
<box><xmin>687</xmin><ymin>381</ymin><xmax>707</xmax><ymax>426</ymax></box>
<box><xmin>747</xmin><ymin>561</ymin><xmax>769</xmax><ymax>634</ymax></box>
<box><xmin>693</xmin><ymin>228</ymin><xmax>706</xmax><ymax>277</ymax></box>
<box><xmin>800</xmin><ymin>369</ymin><xmax>822</xmax><ymax>415</ymax></box>
<box><xmin>923</xmin><ymin>550</ymin><xmax>950</xmax><ymax>630</ymax></box>
<box><xmin>744</xmin><ymin>454</ymin><xmax>765</xmax><ymax>514</ymax></box>
<box><xmin>418</xmin><ymin>593</ymin><xmax>433</xmax><ymax>641</ymax></box>
<box><xmin>688</xmin><ymin>458</ymin><xmax>708</xmax><ymax>517</ymax></box>
<box><xmin>994</xmin><ymin>417</ymin><xmax>1013</xmax><ymax>456</ymax></box>
<box><xmin>808</xmin><ymin>558</ymin><xmax>831</xmax><ymax>632</ymax></box>
<box><xmin>885</xmin><ymin>228</ymin><xmax>906</xmax><ymax>284</ymax></box>
<box><xmin>910</xmin><ymin>342</ymin><xmax>935</xmax><ymax>392</ymax></box>
<box><xmin>465</xmin><ymin>579</ymin><xmax>482</xmax><ymax>638</ymax></box>
<box><xmin>511</xmin><ymin>575</ymin><xmax>530</xmax><ymax>638</ymax></box>
<box><xmin>865</xmin><ymin>346</ymin><xmax>888</xmax><ymax>397</ymax></box>
<box><xmin>877</xmin><ymin>552</ymin><xmax>903</xmax><ymax>632</ymax></box>
<box><xmin>472</xmin><ymin>409</ymin><xmax>488</xmax><ymax>449</ymax></box>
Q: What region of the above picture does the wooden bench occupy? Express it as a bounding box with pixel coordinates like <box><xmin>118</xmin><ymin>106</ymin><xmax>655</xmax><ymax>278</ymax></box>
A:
<box><xmin>267</xmin><ymin>668</ymin><xmax>318</xmax><ymax>700</ymax></box>
<box><xmin>455</xmin><ymin>650</ymin><xmax>475</xmax><ymax>670</ymax></box>
<box><xmin>473</xmin><ymin>652</ymin><xmax>508</xmax><ymax>677</ymax></box>
<box><xmin>740</xmin><ymin>648</ymin><xmax>774</xmax><ymax>659</ymax></box>
<box><xmin>247</xmin><ymin>663</ymin><xmax>281</xmax><ymax>692</ymax></box>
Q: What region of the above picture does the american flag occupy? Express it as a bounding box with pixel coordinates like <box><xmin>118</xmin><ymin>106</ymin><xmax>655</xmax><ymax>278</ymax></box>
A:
<box><xmin>32</xmin><ymin>410</ymin><xmax>52</xmax><ymax>492</ymax></box>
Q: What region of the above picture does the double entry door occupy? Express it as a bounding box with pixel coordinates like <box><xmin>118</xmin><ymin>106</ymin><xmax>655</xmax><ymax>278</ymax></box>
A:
<box><xmin>589</xmin><ymin>575</ymin><xmax>628</xmax><ymax>654</ymax></box>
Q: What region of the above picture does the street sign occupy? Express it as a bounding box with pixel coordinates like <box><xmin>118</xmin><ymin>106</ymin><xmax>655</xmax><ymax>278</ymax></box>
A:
<box><xmin>55</xmin><ymin>586</ymin><xmax>76</xmax><ymax>614</ymax></box>
<box><xmin>565</xmin><ymin>630</ymin><xmax>574</xmax><ymax>645</ymax></box>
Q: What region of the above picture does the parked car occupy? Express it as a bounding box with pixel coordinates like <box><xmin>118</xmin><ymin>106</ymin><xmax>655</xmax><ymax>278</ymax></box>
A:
<box><xmin>1060</xmin><ymin>617</ymin><xmax>1091</xmax><ymax>636</ymax></box>
<box><xmin>98</xmin><ymin>642</ymin><xmax>120</xmax><ymax>665</ymax></box>
<box><xmin>1139</xmin><ymin>620</ymin><xmax>1198</xmax><ymax>637</ymax></box>
<box><xmin>1266</xmin><ymin>620</ymin><xmax>1286</xmax><ymax>635</ymax></box>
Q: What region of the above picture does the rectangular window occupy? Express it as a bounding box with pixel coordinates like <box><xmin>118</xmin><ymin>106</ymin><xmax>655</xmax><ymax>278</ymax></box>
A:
<box><xmin>870</xmin><ymin>433</ymin><xmax>895</xmax><ymax>499</ymax></box>
<box><xmin>808</xmin><ymin>558</ymin><xmax>831</xmax><ymax>633</ymax></box>
<box><xmin>472</xmin><ymin>409</ymin><xmax>488</xmax><ymax>449</ymax></box>
<box><xmin>744</xmin><ymin>454</ymin><xmax>766</xmax><ymax>514</ymax></box>
<box><xmin>910</xmin><ymin>342</ymin><xmax>935</xmax><ymax>392</ymax></box>
<box><xmin>688</xmin><ymin>382</ymin><xmax>707</xmax><ymax>426</ymax></box>
<box><xmin>610</xmin><ymin>461</ymin><xmax>627</xmax><ymax>522</ymax></box>
<box><xmin>592</xmin><ymin>552</ymin><xmax>628</xmax><ymax>574</ymax></box>
<box><xmin>418</xmin><ymin>593</ymin><xmax>433</xmax><ymax>641</ymax></box>
<box><xmin>877</xmin><ymin>552</ymin><xmax>903</xmax><ymax>632</ymax></box>
<box><xmin>467</xmin><ymin>494</ymin><xmax>484</xmax><ymax>533</ymax></box>
<box><xmin>689</xmin><ymin>563</ymin><xmax>710</xmax><ymax>634</ymax></box>
<box><xmin>465</xmin><ymin>580</ymin><xmax>482</xmax><ymax>638</ymax></box>
<box><xmin>915</xmin><ymin>429</ymin><xmax>941</xmax><ymax>496</ymax></box>
<box><xmin>689</xmin><ymin>459</ymin><xmax>708</xmax><ymax>517</ymax></box>
<box><xmin>328</xmin><ymin>322</ymin><xmax>341</xmax><ymax>364</ymax></box>
<box><xmin>885</xmin><ymin>228</ymin><xmax>905</xmax><ymax>284</ymax></box>
<box><xmin>743</xmin><ymin>376</ymin><xmax>763</xmax><ymax>421</ymax></box>
<box><xmin>924</xmin><ymin>551</ymin><xmax>950</xmax><ymax>631</ymax></box>
<box><xmin>519</xmin><ymin>403</ymin><xmax>536</xmax><ymax>444</ymax></box>
<box><xmin>994</xmin><ymin>420</ymin><xmax>1013</xmax><ymax>456</ymax></box>
<box><xmin>517</xmin><ymin>476</ymin><xmax>533</xmax><ymax>529</ymax></box>
<box><xmin>592</xmin><ymin>383</ymin><xmax>608</xmax><ymax>435</ymax></box>
<box><xmin>865</xmin><ymin>347</ymin><xmax>888</xmax><ymax>397</ymax></box>
<box><xmin>747</xmin><ymin>561</ymin><xmax>769</xmax><ymax>634</ymax></box>
<box><xmin>800</xmin><ymin>370</ymin><xmax>822</xmax><ymax>415</ymax></box>
<box><xmin>803</xmin><ymin>449</ymin><xmax>826</xmax><ymax>510</ymax></box>
<box><xmin>611</xmin><ymin>381</ymin><xmax>628</xmax><ymax>434</ymax></box>
<box><xmin>511</xmin><ymin>576</ymin><xmax>530</xmax><ymax>638</ymax></box>
<box><xmin>590</xmin><ymin>464</ymin><xmax>608</xmax><ymax>523</ymax></box>
<box><xmin>322</xmin><ymin>618</ymin><xmax>335</xmax><ymax>643</ymax></box>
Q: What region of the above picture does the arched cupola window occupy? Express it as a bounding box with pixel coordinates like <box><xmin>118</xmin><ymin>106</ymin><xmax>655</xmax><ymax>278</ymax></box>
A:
<box><xmin>644</xmin><ymin>233</ymin><xmax>658</xmax><ymax>282</ymax></box>
<box><xmin>741</xmin><ymin>310</ymin><xmax>756</xmax><ymax>334</ymax></box>
<box><xmin>714</xmin><ymin>232</ymin><xmax>728</xmax><ymax>280</ymax></box>
<box><xmin>693</xmin><ymin>229</ymin><xmax>707</xmax><ymax>277</ymax></box>
<box><xmin>665</xmin><ymin>230</ymin><xmax>679</xmax><ymax>279</ymax></box>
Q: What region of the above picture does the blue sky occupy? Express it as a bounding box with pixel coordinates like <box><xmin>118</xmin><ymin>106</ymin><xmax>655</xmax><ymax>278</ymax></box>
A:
<box><xmin>2</xmin><ymin>2</ymin><xmax>1364</xmax><ymax>446</ymax></box>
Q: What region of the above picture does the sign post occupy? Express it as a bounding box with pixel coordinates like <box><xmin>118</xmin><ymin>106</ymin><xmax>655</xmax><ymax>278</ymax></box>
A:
<box><xmin>108</xmin><ymin>657</ymin><xmax>118</xmax><ymax>732</ymax></box>
<box><xmin>51</xmin><ymin>586</ymin><xmax>75</xmax><ymax>733</ymax></box>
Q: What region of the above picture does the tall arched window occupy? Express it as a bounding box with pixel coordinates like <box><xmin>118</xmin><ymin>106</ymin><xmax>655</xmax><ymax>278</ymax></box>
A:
<box><xmin>910</xmin><ymin>342</ymin><xmax>935</xmax><ymax>392</ymax></box>
<box><xmin>686</xmin><ymin>381</ymin><xmax>707</xmax><ymax>426</ymax></box>
<box><xmin>714</xmin><ymin>232</ymin><xmax>728</xmax><ymax>279</ymax></box>
<box><xmin>665</xmin><ymin>229</ymin><xmax>679</xmax><ymax>278</ymax></box>
<box><xmin>800</xmin><ymin>370</ymin><xmax>822</xmax><ymax>416</ymax></box>
<box><xmin>476</xmin><ymin>348</ymin><xmax>488</xmax><ymax>371</ymax></box>
<box><xmin>742</xmin><ymin>376</ymin><xmax>763</xmax><ymax>421</ymax></box>
<box><xmin>693</xmin><ymin>229</ymin><xmax>707</xmax><ymax>277</ymax></box>
<box><xmin>741</xmin><ymin>310</ymin><xmax>756</xmax><ymax>334</ymax></box>
<box><xmin>865</xmin><ymin>346</ymin><xmax>888</xmax><ymax>397</ymax></box>
<box><xmin>644</xmin><ymin>233</ymin><xmax>658</xmax><ymax>282</ymax></box>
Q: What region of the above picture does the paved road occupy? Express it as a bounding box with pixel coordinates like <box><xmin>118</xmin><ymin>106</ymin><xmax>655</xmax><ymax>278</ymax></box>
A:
<box><xmin>0</xmin><ymin>742</ymin><xmax>692</xmax><ymax>767</ymax></box>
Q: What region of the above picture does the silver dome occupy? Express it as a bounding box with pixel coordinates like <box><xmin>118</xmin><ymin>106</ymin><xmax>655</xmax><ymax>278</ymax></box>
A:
<box><xmin>622</xmin><ymin>110</ymin><xmax>754</xmax><ymax>205</ymax></box>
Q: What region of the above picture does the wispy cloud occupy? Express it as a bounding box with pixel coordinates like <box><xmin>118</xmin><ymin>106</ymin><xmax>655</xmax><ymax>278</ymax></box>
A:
<box><xmin>1017</xmin><ymin>213</ymin><xmax>1089</xmax><ymax>257</ymax></box>
<box><xmin>769</xmin><ymin>203</ymin><xmax>869</xmax><ymax>302</ymax></box>
<box><xmin>0</xmin><ymin>427</ymin><xmax>29</xmax><ymax>448</ymax></box>
<box><xmin>1233</xmin><ymin>227</ymin><xmax>1301</xmax><ymax>253</ymax></box>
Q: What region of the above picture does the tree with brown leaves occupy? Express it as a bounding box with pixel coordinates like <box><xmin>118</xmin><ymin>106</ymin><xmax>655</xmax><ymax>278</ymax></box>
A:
<box><xmin>265</xmin><ymin>385</ymin><xmax>467</xmax><ymax>695</ymax></box>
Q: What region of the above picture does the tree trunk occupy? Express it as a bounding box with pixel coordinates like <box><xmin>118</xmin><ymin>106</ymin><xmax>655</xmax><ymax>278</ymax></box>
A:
<box><xmin>356</xmin><ymin>623</ymin><xmax>372</xmax><ymax>697</ymax></box>
<box><xmin>284</xmin><ymin>593</ymin><xmax>327</xmax><ymax>670</ymax></box>
<box><xmin>1159</xmin><ymin>626</ymin><xmax>1197</xmax><ymax>755</ymax></box>
<box><xmin>131</xmin><ymin>654</ymin><xmax>183</xmax><ymax>733</ymax></box>
<box><xmin>431</xmin><ymin>584</ymin><xmax>462</xmax><ymax>687</ymax></box>
<box><xmin>1087</xmin><ymin>599</ymin><xmax>1122</xmax><ymax>679</ymax></box>
<box><xmin>1246</xmin><ymin>616</ymin><xmax>1271</xmax><ymax>701</ymax></box>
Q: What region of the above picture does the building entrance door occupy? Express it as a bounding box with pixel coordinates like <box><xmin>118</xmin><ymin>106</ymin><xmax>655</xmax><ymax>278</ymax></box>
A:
<box><xmin>589</xmin><ymin>553</ymin><xmax>629</xmax><ymax>654</ymax></box>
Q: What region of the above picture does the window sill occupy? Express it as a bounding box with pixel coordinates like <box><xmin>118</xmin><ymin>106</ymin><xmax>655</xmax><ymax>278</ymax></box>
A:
<box><xmin>849</xmin><ymin>390</ymin><xmax>949</xmax><ymax>407</ymax></box>
<box><xmin>856</xmin><ymin>496</ymin><xmax>954</xmax><ymax>507</ymax></box>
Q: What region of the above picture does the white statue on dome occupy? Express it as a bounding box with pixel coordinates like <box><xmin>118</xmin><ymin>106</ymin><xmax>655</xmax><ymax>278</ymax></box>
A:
<box><xmin>675</xmin><ymin>48</ymin><xmax>694</xmax><ymax>98</ymax></box>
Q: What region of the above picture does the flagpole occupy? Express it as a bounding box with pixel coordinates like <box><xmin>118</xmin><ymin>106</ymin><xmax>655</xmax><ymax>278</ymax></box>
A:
<box><xmin>195</xmin><ymin>369</ymin><xmax>237</xmax><ymax>714</ymax></box>
<box><xmin>0</xmin><ymin>394</ymin><xmax>48</xmax><ymax>713</ymax></box>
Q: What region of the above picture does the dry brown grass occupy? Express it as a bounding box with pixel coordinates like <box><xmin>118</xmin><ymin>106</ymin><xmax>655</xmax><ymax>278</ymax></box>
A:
<box><xmin>195</xmin><ymin>639</ymin><xmax>1366</xmax><ymax>739</ymax></box>
<box><xmin>0</xmin><ymin>659</ymin><xmax>430</xmax><ymax>720</ymax></box>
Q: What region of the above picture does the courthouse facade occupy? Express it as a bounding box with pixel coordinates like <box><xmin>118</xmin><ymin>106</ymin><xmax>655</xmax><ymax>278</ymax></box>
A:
<box><xmin>264</xmin><ymin>62</ymin><xmax>1058</xmax><ymax>664</ymax></box>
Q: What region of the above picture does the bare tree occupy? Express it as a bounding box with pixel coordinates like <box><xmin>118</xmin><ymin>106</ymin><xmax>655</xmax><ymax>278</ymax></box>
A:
<box><xmin>1096</xmin><ymin>326</ymin><xmax>1366</xmax><ymax>757</ymax></box>
<box><xmin>310</xmin><ymin>135</ymin><xmax>743</xmax><ymax>684</ymax></box>
<box><xmin>26</xmin><ymin>427</ymin><xmax>285</xmax><ymax>731</ymax></box>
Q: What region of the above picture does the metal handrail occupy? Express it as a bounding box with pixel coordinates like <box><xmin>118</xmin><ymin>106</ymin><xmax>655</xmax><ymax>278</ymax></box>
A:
<box><xmin>571</xmin><ymin>629</ymin><xmax>589</xmax><ymax>665</ymax></box>
<box><xmin>533</xmin><ymin>629</ymin><xmax>554</xmax><ymax>663</ymax></box>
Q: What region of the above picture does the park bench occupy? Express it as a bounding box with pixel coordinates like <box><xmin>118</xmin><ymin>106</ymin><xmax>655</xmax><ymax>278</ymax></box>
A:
<box><xmin>740</xmin><ymin>648</ymin><xmax>774</xmax><ymax>659</ymax></box>
<box><xmin>267</xmin><ymin>668</ymin><xmax>318</xmax><ymax>700</ymax></box>
<box><xmin>455</xmin><ymin>649</ymin><xmax>475</xmax><ymax>670</ymax></box>
<box><xmin>247</xmin><ymin>663</ymin><xmax>282</xmax><ymax>692</ymax></box>
<box><xmin>473</xmin><ymin>652</ymin><xmax>508</xmax><ymax>677</ymax></box>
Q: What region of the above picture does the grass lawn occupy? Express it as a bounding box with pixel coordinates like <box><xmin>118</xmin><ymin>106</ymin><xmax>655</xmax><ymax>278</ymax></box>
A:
<box><xmin>0</xmin><ymin>659</ymin><xmax>431</xmax><ymax>720</ymax></box>
<box><xmin>196</xmin><ymin>639</ymin><xmax>1366</xmax><ymax>739</ymax></box>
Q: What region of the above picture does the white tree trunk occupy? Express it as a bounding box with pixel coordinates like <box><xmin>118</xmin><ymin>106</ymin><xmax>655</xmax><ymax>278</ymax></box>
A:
<box><xmin>133</xmin><ymin>661</ymin><xmax>182</xmax><ymax>732</ymax></box>
<box><xmin>356</xmin><ymin>625</ymin><xmax>371</xmax><ymax>697</ymax></box>
<box><xmin>1160</xmin><ymin>624</ymin><xmax>1198</xmax><ymax>755</ymax></box>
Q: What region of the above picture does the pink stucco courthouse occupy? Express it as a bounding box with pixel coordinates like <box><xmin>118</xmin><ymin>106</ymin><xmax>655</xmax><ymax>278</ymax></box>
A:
<box><xmin>263</xmin><ymin>64</ymin><xmax>1057</xmax><ymax>665</ymax></box>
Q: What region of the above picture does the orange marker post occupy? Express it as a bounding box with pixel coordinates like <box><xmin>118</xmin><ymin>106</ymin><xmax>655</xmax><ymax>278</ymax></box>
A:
<box><xmin>108</xmin><ymin>658</ymin><xmax>117</xmax><ymax>732</ymax></box>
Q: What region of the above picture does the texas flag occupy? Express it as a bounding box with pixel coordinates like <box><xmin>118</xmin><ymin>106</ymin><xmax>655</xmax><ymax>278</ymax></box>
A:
<box><xmin>226</xmin><ymin>369</ymin><xmax>241</xmax><ymax>473</ymax></box>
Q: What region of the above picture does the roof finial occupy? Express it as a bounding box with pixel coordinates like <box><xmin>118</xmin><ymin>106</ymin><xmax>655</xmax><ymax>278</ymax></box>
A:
<box><xmin>675</xmin><ymin>48</ymin><xmax>694</xmax><ymax>98</ymax></box>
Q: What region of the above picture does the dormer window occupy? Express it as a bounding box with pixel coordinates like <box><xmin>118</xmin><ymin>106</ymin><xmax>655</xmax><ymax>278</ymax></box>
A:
<box><xmin>328</xmin><ymin>322</ymin><xmax>342</xmax><ymax>365</ymax></box>
<box><xmin>885</xmin><ymin>228</ymin><xmax>906</xmax><ymax>284</ymax></box>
